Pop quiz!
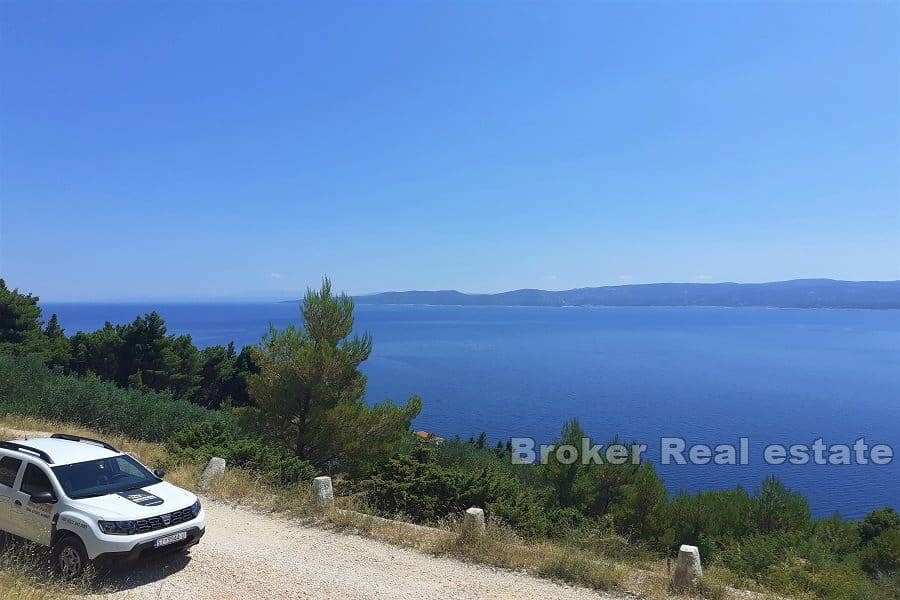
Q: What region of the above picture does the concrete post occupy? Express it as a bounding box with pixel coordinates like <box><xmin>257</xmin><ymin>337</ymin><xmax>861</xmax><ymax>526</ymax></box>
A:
<box><xmin>198</xmin><ymin>457</ymin><xmax>226</xmax><ymax>491</ymax></box>
<box><xmin>462</xmin><ymin>507</ymin><xmax>485</xmax><ymax>536</ymax></box>
<box><xmin>672</xmin><ymin>544</ymin><xmax>703</xmax><ymax>591</ymax></box>
<box><xmin>313</xmin><ymin>476</ymin><xmax>334</xmax><ymax>506</ymax></box>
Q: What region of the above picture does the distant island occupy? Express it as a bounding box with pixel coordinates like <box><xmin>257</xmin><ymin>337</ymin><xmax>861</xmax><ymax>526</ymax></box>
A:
<box><xmin>344</xmin><ymin>279</ymin><xmax>900</xmax><ymax>309</ymax></box>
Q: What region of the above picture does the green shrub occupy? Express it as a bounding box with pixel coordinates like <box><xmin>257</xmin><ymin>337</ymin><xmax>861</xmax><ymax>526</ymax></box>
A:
<box><xmin>718</xmin><ymin>528</ymin><xmax>900</xmax><ymax>600</ymax></box>
<box><xmin>435</xmin><ymin>438</ymin><xmax>542</xmax><ymax>488</ymax></box>
<box><xmin>362</xmin><ymin>443</ymin><xmax>550</xmax><ymax>537</ymax></box>
<box><xmin>484</xmin><ymin>489</ymin><xmax>551</xmax><ymax>539</ymax></box>
<box><xmin>860</xmin><ymin>530</ymin><xmax>900</xmax><ymax>577</ymax></box>
<box><xmin>544</xmin><ymin>506</ymin><xmax>588</xmax><ymax>534</ymax></box>
<box><xmin>608</xmin><ymin>462</ymin><xmax>673</xmax><ymax>550</ymax></box>
<box><xmin>167</xmin><ymin>420</ymin><xmax>316</xmax><ymax>485</ymax></box>
<box><xmin>754</xmin><ymin>475</ymin><xmax>812</xmax><ymax>534</ymax></box>
<box><xmin>814</xmin><ymin>514</ymin><xmax>862</xmax><ymax>558</ymax></box>
<box><xmin>0</xmin><ymin>355</ymin><xmax>231</xmax><ymax>441</ymax></box>
<box><xmin>861</xmin><ymin>508</ymin><xmax>900</xmax><ymax>546</ymax></box>
<box><xmin>670</xmin><ymin>487</ymin><xmax>757</xmax><ymax>561</ymax></box>
<box><xmin>718</xmin><ymin>531</ymin><xmax>808</xmax><ymax>575</ymax></box>
<box><xmin>762</xmin><ymin>559</ymin><xmax>898</xmax><ymax>600</ymax></box>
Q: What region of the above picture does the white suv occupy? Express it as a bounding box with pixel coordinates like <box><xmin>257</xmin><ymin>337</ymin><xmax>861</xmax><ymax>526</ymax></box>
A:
<box><xmin>0</xmin><ymin>434</ymin><xmax>205</xmax><ymax>577</ymax></box>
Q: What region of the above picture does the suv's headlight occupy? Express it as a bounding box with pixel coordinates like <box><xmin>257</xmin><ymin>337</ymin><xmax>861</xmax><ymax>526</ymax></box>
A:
<box><xmin>98</xmin><ymin>520</ymin><xmax>138</xmax><ymax>535</ymax></box>
<box><xmin>190</xmin><ymin>499</ymin><xmax>201</xmax><ymax>517</ymax></box>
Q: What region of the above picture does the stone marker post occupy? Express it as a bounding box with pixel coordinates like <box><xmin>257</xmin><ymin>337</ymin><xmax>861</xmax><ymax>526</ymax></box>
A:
<box><xmin>199</xmin><ymin>457</ymin><xmax>226</xmax><ymax>491</ymax></box>
<box><xmin>672</xmin><ymin>544</ymin><xmax>703</xmax><ymax>591</ymax></box>
<box><xmin>313</xmin><ymin>476</ymin><xmax>334</xmax><ymax>506</ymax></box>
<box><xmin>462</xmin><ymin>507</ymin><xmax>485</xmax><ymax>536</ymax></box>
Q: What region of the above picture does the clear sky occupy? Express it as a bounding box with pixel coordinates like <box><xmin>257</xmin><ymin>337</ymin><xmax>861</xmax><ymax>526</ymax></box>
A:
<box><xmin>1</xmin><ymin>1</ymin><xmax>898</xmax><ymax>301</ymax></box>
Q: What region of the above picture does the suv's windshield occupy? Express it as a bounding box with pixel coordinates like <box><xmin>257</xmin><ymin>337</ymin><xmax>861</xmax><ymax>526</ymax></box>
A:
<box><xmin>52</xmin><ymin>454</ymin><xmax>159</xmax><ymax>499</ymax></box>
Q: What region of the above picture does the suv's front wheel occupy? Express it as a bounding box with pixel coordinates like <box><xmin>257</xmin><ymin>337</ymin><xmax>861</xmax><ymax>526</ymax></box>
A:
<box><xmin>52</xmin><ymin>535</ymin><xmax>88</xmax><ymax>579</ymax></box>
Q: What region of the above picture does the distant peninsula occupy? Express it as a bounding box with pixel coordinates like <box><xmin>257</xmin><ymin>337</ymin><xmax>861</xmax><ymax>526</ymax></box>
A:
<box><xmin>343</xmin><ymin>279</ymin><xmax>900</xmax><ymax>309</ymax></box>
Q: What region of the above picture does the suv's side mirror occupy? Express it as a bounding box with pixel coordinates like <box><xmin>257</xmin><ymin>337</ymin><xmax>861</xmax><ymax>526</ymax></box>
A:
<box><xmin>153</xmin><ymin>468</ymin><xmax>166</xmax><ymax>479</ymax></box>
<box><xmin>30</xmin><ymin>491</ymin><xmax>57</xmax><ymax>504</ymax></box>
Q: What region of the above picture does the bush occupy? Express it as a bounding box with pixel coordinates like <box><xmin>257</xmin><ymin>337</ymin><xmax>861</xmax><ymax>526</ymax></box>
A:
<box><xmin>485</xmin><ymin>488</ymin><xmax>551</xmax><ymax>539</ymax></box>
<box><xmin>0</xmin><ymin>355</ymin><xmax>231</xmax><ymax>441</ymax></box>
<box><xmin>762</xmin><ymin>559</ymin><xmax>898</xmax><ymax>600</ymax></box>
<box><xmin>608</xmin><ymin>462</ymin><xmax>673</xmax><ymax>550</ymax></box>
<box><xmin>167</xmin><ymin>420</ymin><xmax>316</xmax><ymax>485</ymax></box>
<box><xmin>362</xmin><ymin>443</ymin><xmax>550</xmax><ymax>537</ymax></box>
<box><xmin>435</xmin><ymin>438</ymin><xmax>543</xmax><ymax>488</ymax></box>
<box><xmin>754</xmin><ymin>475</ymin><xmax>812</xmax><ymax>534</ymax></box>
<box><xmin>860</xmin><ymin>530</ymin><xmax>900</xmax><ymax>577</ymax></box>
<box><xmin>717</xmin><ymin>528</ymin><xmax>900</xmax><ymax>600</ymax></box>
<box><xmin>544</xmin><ymin>506</ymin><xmax>589</xmax><ymax>535</ymax></box>
<box><xmin>670</xmin><ymin>487</ymin><xmax>757</xmax><ymax>561</ymax></box>
<box><xmin>718</xmin><ymin>531</ymin><xmax>808</xmax><ymax>575</ymax></box>
<box><xmin>814</xmin><ymin>514</ymin><xmax>862</xmax><ymax>558</ymax></box>
<box><xmin>861</xmin><ymin>508</ymin><xmax>900</xmax><ymax>546</ymax></box>
<box><xmin>536</xmin><ymin>552</ymin><xmax>623</xmax><ymax>591</ymax></box>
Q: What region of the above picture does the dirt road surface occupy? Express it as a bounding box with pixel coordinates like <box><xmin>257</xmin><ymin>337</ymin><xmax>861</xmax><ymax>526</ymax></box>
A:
<box><xmin>94</xmin><ymin>498</ymin><xmax>623</xmax><ymax>600</ymax></box>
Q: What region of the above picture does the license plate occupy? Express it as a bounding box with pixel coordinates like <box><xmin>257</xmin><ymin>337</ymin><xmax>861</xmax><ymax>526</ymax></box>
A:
<box><xmin>154</xmin><ymin>531</ymin><xmax>188</xmax><ymax>548</ymax></box>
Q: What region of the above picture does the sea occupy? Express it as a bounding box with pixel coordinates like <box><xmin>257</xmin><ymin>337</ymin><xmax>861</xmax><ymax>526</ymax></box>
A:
<box><xmin>40</xmin><ymin>302</ymin><xmax>900</xmax><ymax>519</ymax></box>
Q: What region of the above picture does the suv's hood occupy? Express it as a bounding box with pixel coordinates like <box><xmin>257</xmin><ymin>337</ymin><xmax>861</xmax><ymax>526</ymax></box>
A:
<box><xmin>68</xmin><ymin>481</ymin><xmax>196</xmax><ymax>520</ymax></box>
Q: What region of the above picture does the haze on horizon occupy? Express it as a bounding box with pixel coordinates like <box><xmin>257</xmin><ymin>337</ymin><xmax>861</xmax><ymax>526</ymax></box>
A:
<box><xmin>1</xmin><ymin>2</ymin><xmax>898</xmax><ymax>302</ymax></box>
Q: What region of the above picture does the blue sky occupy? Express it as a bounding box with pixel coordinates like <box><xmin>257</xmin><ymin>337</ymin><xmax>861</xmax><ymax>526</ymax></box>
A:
<box><xmin>1</xmin><ymin>1</ymin><xmax>898</xmax><ymax>301</ymax></box>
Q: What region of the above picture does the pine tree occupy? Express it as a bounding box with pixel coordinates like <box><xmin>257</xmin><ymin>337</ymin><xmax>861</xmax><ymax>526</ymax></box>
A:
<box><xmin>542</xmin><ymin>418</ymin><xmax>587</xmax><ymax>508</ymax></box>
<box><xmin>245</xmin><ymin>277</ymin><xmax>421</xmax><ymax>474</ymax></box>
<box><xmin>44</xmin><ymin>314</ymin><xmax>64</xmax><ymax>339</ymax></box>
<box><xmin>42</xmin><ymin>313</ymin><xmax>71</xmax><ymax>367</ymax></box>
<box><xmin>0</xmin><ymin>279</ymin><xmax>52</xmax><ymax>359</ymax></box>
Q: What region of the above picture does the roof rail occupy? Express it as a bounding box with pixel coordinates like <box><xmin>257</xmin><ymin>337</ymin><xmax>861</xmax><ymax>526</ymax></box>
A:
<box><xmin>0</xmin><ymin>441</ymin><xmax>54</xmax><ymax>464</ymax></box>
<box><xmin>50</xmin><ymin>433</ymin><xmax>119</xmax><ymax>453</ymax></box>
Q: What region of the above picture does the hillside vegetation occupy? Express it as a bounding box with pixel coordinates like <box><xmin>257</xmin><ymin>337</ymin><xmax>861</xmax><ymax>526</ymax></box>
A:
<box><xmin>0</xmin><ymin>279</ymin><xmax>897</xmax><ymax>599</ymax></box>
<box><xmin>354</xmin><ymin>279</ymin><xmax>900</xmax><ymax>309</ymax></box>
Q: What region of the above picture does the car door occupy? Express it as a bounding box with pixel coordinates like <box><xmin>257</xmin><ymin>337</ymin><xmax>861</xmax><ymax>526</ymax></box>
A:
<box><xmin>0</xmin><ymin>455</ymin><xmax>24</xmax><ymax>536</ymax></box>
<box><xmin>10</xmin><ymin>462</ymin><xmax>57</xmax><ymax>544</ymax></box>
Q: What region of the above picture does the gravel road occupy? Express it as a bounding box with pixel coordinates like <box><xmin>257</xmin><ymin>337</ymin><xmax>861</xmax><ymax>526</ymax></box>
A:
<box><xmin>95</xmin><ymin>498</ymin><xmax>620</xmax><ymax>600</ymax></box>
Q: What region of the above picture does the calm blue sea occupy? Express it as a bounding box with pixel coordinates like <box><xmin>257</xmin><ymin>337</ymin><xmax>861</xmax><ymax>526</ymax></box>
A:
<box><xmin>41</xmin><ymin>302</ymin><xmax>900</xmax><ymax>519</ymax></box>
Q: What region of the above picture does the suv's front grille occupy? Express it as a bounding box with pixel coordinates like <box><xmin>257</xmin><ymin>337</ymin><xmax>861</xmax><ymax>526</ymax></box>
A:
<box><xmin>135</xmin><ymin>506</ymin><xmax>195</xmax><ymax>534</ymax></box>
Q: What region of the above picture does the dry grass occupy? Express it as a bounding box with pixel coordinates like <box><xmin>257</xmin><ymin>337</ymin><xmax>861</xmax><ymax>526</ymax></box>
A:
<box><xmin>699</xmin><ymin>566</ymin><xmax>792</xmax><ymax>600</ymax></box>
<box><xmin>166</xmin><ymin>462</ymin><xmax>327</xmax><ymax>520</ymax></box>
<box><xmin>429</xmin><ymin>521</ymin><xmax>628</xmax><ymax>591</ymax></box>
<box><xmin>0</xmin><ymin>536</ymin><xmax>95</xmax><ymax>600</ymax></box>
<box><xmin>0</xmin><ymin>415</ymin><xmax>169</xmax><ymax>469</ymax></box>
<box><xmin>328</xmin><ymin>507</ymin><xmax>453</xmax><ymax>551</ymax></box>
<box><xmin>0</xmin><ymin>572</ymin><xmax>64</xmax><ymax>600</ymax></box>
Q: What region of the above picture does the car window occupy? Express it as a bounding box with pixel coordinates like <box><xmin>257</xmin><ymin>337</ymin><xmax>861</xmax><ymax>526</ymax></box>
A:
<box><xmin>52</xmin><ymin>454</ymin><xmax>158</xmax><ymax>499</ymax></box>
<box><xmin>117</xmin><ymin>456</ymin><xmax>146</xmax><ymax>478</ymax></box>
<box><xmin>20</xmin><ymin>464</ymin><xmax>53</xmax><ymax>496</ymax></box>
<box><xmin>0</xmin><ymin>457</ymin><xmax>22</xmax><ymax>488</ymax></box>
